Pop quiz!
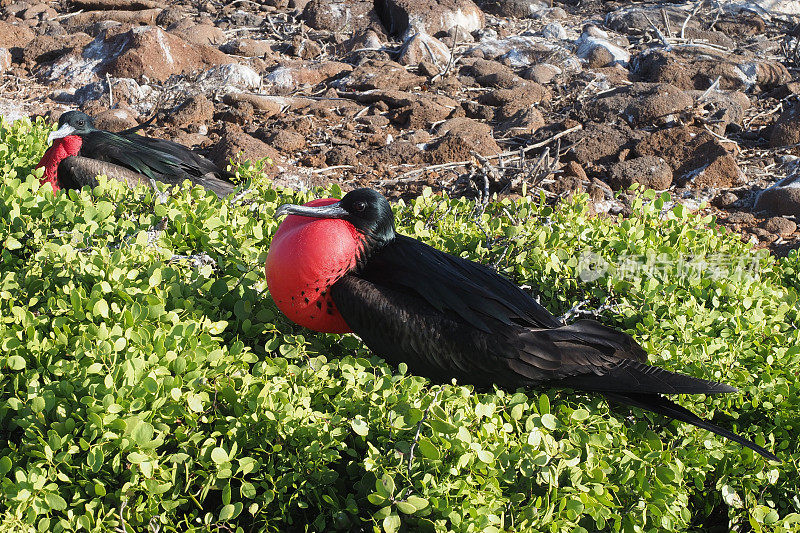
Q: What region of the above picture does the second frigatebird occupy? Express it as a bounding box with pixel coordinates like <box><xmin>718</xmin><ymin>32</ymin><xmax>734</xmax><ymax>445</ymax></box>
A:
<box><xmin>36</xmin><ymin>110</ymin><xmax>234</xmax><ymax>197</ymax></box>
<box><xmin>267</xmin><ymin>188</ymin><xmax>778</xmax><ymax>461</ymax></box>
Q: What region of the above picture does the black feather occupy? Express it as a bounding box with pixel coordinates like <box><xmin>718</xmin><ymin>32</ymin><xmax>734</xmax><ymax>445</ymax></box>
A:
<box><xmin>282</xmin><ymin>188</ymin><xmax>777</xmax><ymax>460</ymax></box>
<box><xmin>55</xmin><ymin>111</ymin><xmax>234</xmax><ymax>197</ymax></box>
<box><xmin>604</xmin><ymin>392</ymin><xmax>778</xmax><ymax>461</ymax></box>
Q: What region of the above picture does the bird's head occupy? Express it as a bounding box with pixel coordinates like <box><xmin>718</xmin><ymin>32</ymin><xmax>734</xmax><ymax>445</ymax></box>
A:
<box><xmin>275</xmin><ymin>188</ymin><xmax>396</xmax><ymax>249</ymax></box>
<box><xmin>48</xmin><ymin>111</ymin><xmax>96</xmax><ymax>143</ymax></box>
<box><xmin>36</xmin><ymin>111</ymin><xmax>92</xmax><ymax>190</ymax></box>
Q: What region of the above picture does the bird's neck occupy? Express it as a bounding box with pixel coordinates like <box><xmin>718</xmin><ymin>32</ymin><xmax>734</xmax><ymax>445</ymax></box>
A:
<box><xmin>354</xmin><ymin>230</ymin><xmax>395</xmax><ymax>273</ymax></box>
<box><xmin>36</xmin><ymin>136</ymin><xmax>83</xmax><ymax>190</ymax></box>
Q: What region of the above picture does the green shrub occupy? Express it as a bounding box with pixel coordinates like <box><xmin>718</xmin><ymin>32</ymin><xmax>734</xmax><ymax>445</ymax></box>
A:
<box><xmin>1</xmin><ymin>116</ymin><xmax>799</xmax><ymax>532</ymax></box>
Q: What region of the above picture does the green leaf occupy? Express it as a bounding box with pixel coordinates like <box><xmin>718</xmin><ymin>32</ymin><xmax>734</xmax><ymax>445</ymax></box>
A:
<box><xmin>44</xmin><ymin>493</ymin><xmax>67</xmax><ymax>511</ymax></box>
<box><xmin>7</xmin><ymin>355</ymin><xmax>25</xmax><ymax>370</ymax></box>
<box><xmin>187</xmin><ymin>393</ymin><xmax>204</xmax><ymax>412</ymax></box>
<box><xmin>383</xmin><ymin>512</ymin><xmax>401</xmax><ymax>533</ymax></box>
<box><xmin>132</xmin><ymin>421</ymin><xmax>154</xmax><ymax>446</ymax></box>
<box><xmin>219</xmin><ymin>504</ymin><xmax>235</xmax><ymax>521</ymax></box>
<box><xmin>477</xmin><ymin>450</ymin><xmax>495</xmax><ymax>464</ymax></box>
<box><xmin>88</xmin><ymin>447</ymin><xmax>104</xmax><ymax>473</ymax></box>
<box><xmin>0</xmin><ymin>456</ymin><xmax>12</xmax><ymax>474</ymax></box>
<box><xmin>428</xmin><ymin>418</ymin><xmax>457</xmax><ymax>434</ymax></box>
<box><xmin>350</xmin><ymin>418</ymin><xmax>369</xmax><ymax>436</ymax></box>
<box><xmin>368</xmin><ymin>493</ymin><xmax>387</xmax><ymax>506</ymax></box>
<box><xmin>240</xmin><ymin>482</ymin><xmax>256</xmax><ymax>499</ymax></box>
<box><xmin>377</xmin><ymin>474</ymin><xmax>395</xmax><ymax>497</ymax></box>
<box><xmin>541</xmin><ymin>414</ymin><xmax>558</xmax><ymax>431</ymax></box>
<box><xmin>93</xmin><ymin>299</ymin><xmax>109</xmax><ymax>318</ymax></box>
<box><xmin>406</xmin><ymin>496</ymin><xmax>428</xmax><ymax>511</ymax></box>
<box><xmin>396</xmin><ymin>501</ymin><xmax>416</xmax><ymax>515</ymax></box>
<box><xmin>571</xmin><ymin>409</ymin><xmax>590</xmax><ymax>422</ymax></box>
<box><xmin>417</xmin><ymin>438</ymin><xmax>440</xmax><ymax>460</ymax></box>
<box><xmin>722</xmin><ymin>485</ymin><xmax>743</xmax><ymax>508</ymax></box>
<box><xmin>211</xmin><ymin>447</ymin><xmax>229</xmax><ymax>464</ymax></box>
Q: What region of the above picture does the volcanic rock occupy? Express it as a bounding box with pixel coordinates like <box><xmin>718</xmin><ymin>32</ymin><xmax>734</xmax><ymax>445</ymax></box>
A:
<box><xmin>93</xmin><ymin>107</ymin><xmax>139</xmax><ymax>131</ymax></box>
<box><xmin>481</xmin><ymin>0</ymin><xmax>549</xmax><ymax>18</ymax></box>
<box><xmin>0</xmin><ymin>48</ymin><xmax>11</xmax><ymax>71</ymax></box>
<box><xmin>467</xmin><ymin>36</ymin><xmax>571</xmax><ymax>68</ymax></box>
<box><xmin>633</xmin><ymin>47</ymin><xmax>790</xmax><ymax>92</ymax></box>
<box><xmin>326</xmin><ymin>145</ymin><xmax>360</xmax><ymax>166</ymax></box>
<box><xmin>22</xmin><ymin>33</ymin><xmax>93</xmax><ymax>65</ymax></box>
<box><xmin>155</xmin><ymin>6</ymin><xmax>187</xmax><ymax>27</ymax></box>
<box><xmin>46</xmin><ymin>26</ymin><xmax>231</xmax><ymax>86</ymax></box>
<box><xmin>609</xmin><ymin>156</ymin><xmax>673</xmax><ymax>190</ymax></box>
<box><xmin>169</xmin><ymin>23</ymin><xmax>226</xmax><ymax>46</ymax></box>
<box><xmin>576</xmin><ymin>26</ymin><xmax>629</xmax><ymax>67</ymax></box>
<box><xmin>426</xmin><ymin>117</ymin><xmax>501</xmax><ymax>162</ymax></box>
<box><xmin>605</xmin><ymin>4</ymin><xmax>700</xmax><ymax>35</ymax></box>
<box><xmin>290</xmin><ymin>36</ymin><xmax>322</xmax><ymax>59</ymax></box>
<box><xmin>541</xmin><ymin>22</ymin><xmax>567</xmax><ymax>40</ymax></box>
<box><xmin>222</xmin><ymin>92</ymin><xmax>283</xmax><ymax>117</ymax></box>
<box><xmin>397</xmin><ymin>33</ymin><xmax>450</xmax><ymax>66</ymax></box>
<box><xmin>210</xmin><ymin>126</ymin><xmax>280</xmax><ymax>169</ymax></box>
<box><xmin>303</xmin><ymin>0</ymin><xmax>383</xmax><ymax>34</ymax></box>
<box><xmin>584</xmin><ymin>83</ymin><xmax>692</xmax><ymax>128</ymax></box>
<box><xmin>222</xmin><ymin>38</ymin><xmax>274</xmax><ymax>58</ymax></box>
<box><xmin>495</xmin><ymin>106</ymin><xmax>544</xmax><ymax>134</ymax></box>
<box><xmin>106</xmin><ymin>27</ymin><xmax>231</xmax><ymax>81</ymax></box>
<box><xmin>522</xmin><ymin>63</ymin><xmax>560</xmax><ymax>84</ymax></box>
<box><xmin>333</xmin><ymin>59</ymin><xmax>424</xmax><ymax>91</ymax></box>
<box><xmin>0</xmin><ymin>20</ymin><xmax>34</xmax><ymax>54</ymax></box>
<box><xmin>375</xmin><ymin>0</ymin><xmax>485</xmax><ymax>38</ymax></box>
<box><xmin>634</xmin><ymin>126</ymin><xmax>744</xmax><ymax>188</ymax></box>
<box><xmin>770</xmin><ymin>102</ymin><xmax>800</xmax><ymax>149</ymax></box>
<box><xmin>565</xmin><ymin>123</ymin><xmax>637</xmax><ymax>167</ymax></box>
<box><xmin>168</xmin><ymin>95</ymin><xmax>214</xmax><ymax>128</ymax></box>
<box><xmin>266</xmin><ymin>129</ymin><xmax>307</xmax><ymax>153</ymax></box>
<box><xmin>760</xmin><ymin>216</ymin><xmax>797</xmax><ymax>236</ymax></box>
<box><xmin>267</xmin><ymin>61</ymin><xmax>352</xmax><ymax>92</ymax></box>
<box><xmin>64</xmin><ymin>8</ymin><xmax>162</xmax><ymax>29</ymax></box>
<box><xmin>754</xmin><ymin>180</ymin><xmax>800</xmax><ymax>217</ymax></box>
<box><xmin>198</xmin><ymin>63</ymin><xmax>261</xmax><ymax>93</ymax></box>
<box><xmin>690</xmin><ymin>89</ymin><xmax>750</xmax><ymax>133</ymax></box>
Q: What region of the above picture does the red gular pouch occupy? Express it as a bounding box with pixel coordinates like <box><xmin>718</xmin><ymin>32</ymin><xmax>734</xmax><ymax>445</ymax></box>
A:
<box><xmin>266</xmin><ymin>198</ymin><xmax>365</xmax><ymax>334</ymax></box>
<box><xmin>35</xmin><ymin>135</ymin><xmax>83</xmax><ymax>192</ymax></box>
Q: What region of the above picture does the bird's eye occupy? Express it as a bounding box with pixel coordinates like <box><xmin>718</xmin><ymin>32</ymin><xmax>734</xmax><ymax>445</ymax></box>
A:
<box><xmin>77</xmin><ymin>120</ymin><xmax>85</xmax><ymax>126</ymax></box>
<box><xmin>353</xmin><ymin>201</ymin><xmax>366</xmax><ymax>212</ymax></box>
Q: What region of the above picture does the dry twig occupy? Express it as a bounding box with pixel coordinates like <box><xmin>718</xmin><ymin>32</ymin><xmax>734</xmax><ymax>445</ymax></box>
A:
<box><xmin>681</xmin><ymin>0</ymin><xmax>705</xmax><ymax>39</ymax></box>
<box><xmin>383</xmin><ymin>125</ymin><xmax>582</xmax><ymax>183</ymax></box>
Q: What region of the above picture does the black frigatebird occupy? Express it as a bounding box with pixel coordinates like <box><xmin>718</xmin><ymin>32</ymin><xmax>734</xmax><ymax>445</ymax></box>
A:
<box><xmin>267</xmin><ymin>188</ymin><xmax>778</xmax><ymax>461</ymax></box>
<box><xmin>36</xmin><ymin>110</ymin><xmax>234</xmax><ymax>197</ymax></box>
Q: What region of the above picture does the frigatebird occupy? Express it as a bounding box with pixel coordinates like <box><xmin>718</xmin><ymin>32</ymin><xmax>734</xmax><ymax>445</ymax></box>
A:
<box><xmin>36</xmin><ymin>110</ymin><xmax>234</xmax><ymax>197</ymax></box>
<box><xmin>267</xmin><ymin>188</ymin><xmax>778</xmax><ymax>461</ymax></box>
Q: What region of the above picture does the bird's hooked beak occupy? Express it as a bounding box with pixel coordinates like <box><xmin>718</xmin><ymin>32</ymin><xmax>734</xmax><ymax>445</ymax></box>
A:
<box><xmin>48</xmin><ymin>124</ymin><xmax>76</xmax><ymax>144</ymax></box>
<box><xmin>275</xmin><ymin>202</ymin><xmax>348</xmax><ymax>219</ymax></box>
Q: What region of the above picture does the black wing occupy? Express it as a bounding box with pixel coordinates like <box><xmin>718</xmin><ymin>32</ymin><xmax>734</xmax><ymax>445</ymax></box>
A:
<box><xmin>333</xmin><ymin>236</ymin><xmax>656</xmax><ymax>386</ymax></box>
<box><xmin>361</xmin><ymin>234</ymin><xmax>565</xmax><ymax>331</ymax></box>
<box><xmin>57</xmin><ymin>156</ymin><xmax>152</xmax><ymax>190</ymax></box>
<box><xmin>79</xmin><ymin>131</ymin><xmax>234</xmax><ymax>197</ymax></box>
<box><xmin>331</xmin><ymin>271</ymin><xmax>722</xmax><ymax>393</ymax></box>
<box><xmin>330</xmin><ymin>237</ymin><xmax>776</xmax><ymax>459</ymax></box>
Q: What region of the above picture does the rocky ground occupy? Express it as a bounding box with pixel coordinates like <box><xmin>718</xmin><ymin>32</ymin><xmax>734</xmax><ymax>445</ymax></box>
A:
<box><xmin>1</xmin><ymin>0</ymin><xmax>799</xmax><ymax>254</ymax></box>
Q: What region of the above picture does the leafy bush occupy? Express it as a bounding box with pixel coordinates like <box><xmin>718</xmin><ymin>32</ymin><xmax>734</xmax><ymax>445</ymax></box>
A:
<box><xmin>1</xmin><ymin>116</ymin><xmax>799</xmax><ymax>532</ymax></box>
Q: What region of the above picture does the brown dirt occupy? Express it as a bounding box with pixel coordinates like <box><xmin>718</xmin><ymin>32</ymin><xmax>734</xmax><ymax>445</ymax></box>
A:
<box><xmin>3</xmin><ymin>0</ymin><xmax>799</xmax><ymax>254</ymax></box>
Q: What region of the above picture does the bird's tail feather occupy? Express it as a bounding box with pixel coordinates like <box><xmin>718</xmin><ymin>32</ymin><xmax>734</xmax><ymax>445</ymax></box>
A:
<box><xmin>604</xmin><ymin>392</ymin><xmax>778</xmax><ymax>461</ymax></box>
<box><xmin>558</xmin><ymin>359</ymin><xmax>738</xmax><ymax>395</ymax></box>
<box><xmin>546</xmin><ymin>320</ymin><xmax>737</xmax><ymax>395</ymax></box>
<box><xmin>194</xmin><ymin>173</ymin><xmax>235</xmax><ymax>198</ymax></box>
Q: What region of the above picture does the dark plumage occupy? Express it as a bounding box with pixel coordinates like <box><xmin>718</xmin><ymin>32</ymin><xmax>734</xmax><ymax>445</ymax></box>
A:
<box><xmin>273</xmin><ymin>188</ymin><xmax>777</xmax><ymax>461</ymax></box>
<box><xmin>38</xmin><ymin>111</ymin><xmax>234</xmax><ymax>197</ymax></box>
